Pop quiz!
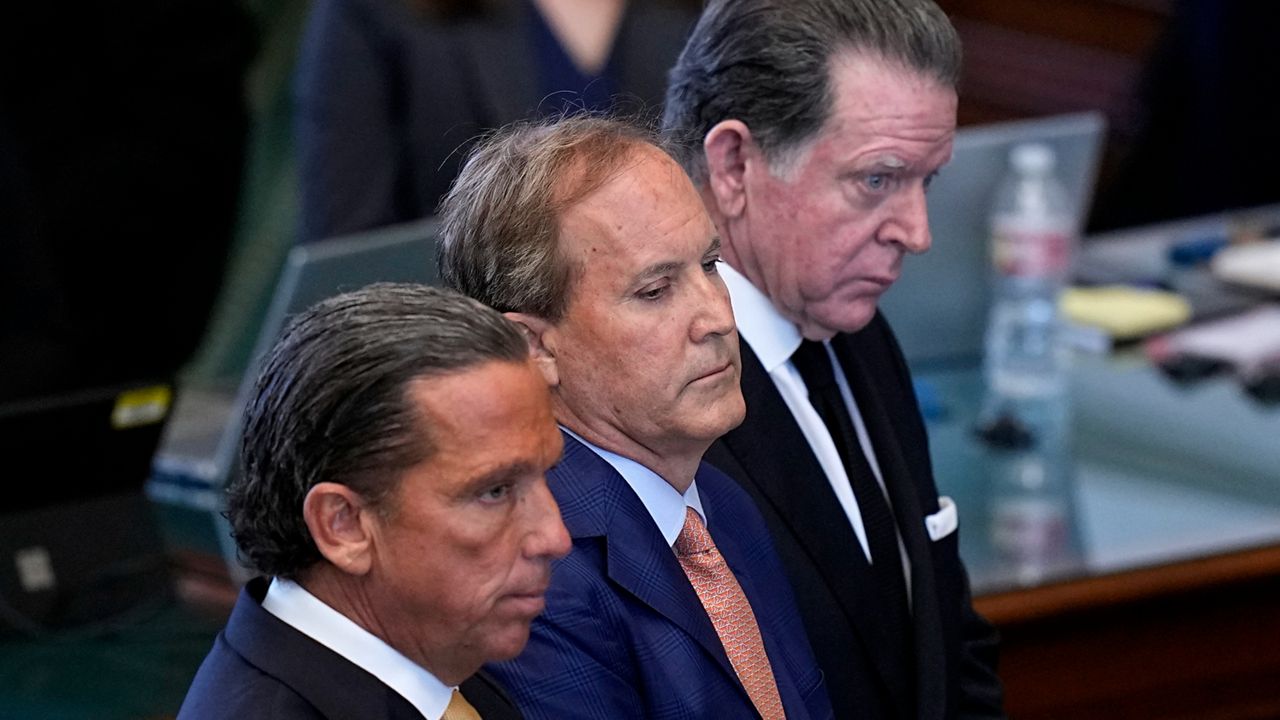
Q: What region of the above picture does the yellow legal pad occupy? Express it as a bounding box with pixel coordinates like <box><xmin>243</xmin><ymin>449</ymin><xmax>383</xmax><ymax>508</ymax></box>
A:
<box><xmin>1060</xmin><ymin>285</ymin><xmax>1192</xmax><ymax>340</ymax></box>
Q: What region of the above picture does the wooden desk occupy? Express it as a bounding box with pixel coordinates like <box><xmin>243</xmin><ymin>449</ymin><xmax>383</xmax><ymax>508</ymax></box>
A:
<box><xmin>979</xmin><ymin>545</ymin><xmax>1280</xmax><ymax>719</ymax></box>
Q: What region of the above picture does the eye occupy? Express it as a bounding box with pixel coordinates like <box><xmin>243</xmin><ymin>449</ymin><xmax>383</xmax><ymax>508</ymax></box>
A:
<box><xmin>701</xmin><ymin>256</ymin><xmax>722</xmax><ymax>274</ymax></box>
<box><xmin>479</xmin><ymin>484</ymin><xmax>512</xmax><ymax>503</ymax></box>
<box><xmin>923</xmin><ymin>170</ymin><xmax>940</xmax><ymax>191</ymax></box>
<box><xmin>865</xmin><ymin>173</ymin><xmax>889</xmax><ymax>191</ymax></box>
<box><xmin>637</xmin><ymin>282</ymin><xmax>669</xmax><ymax>301</ymax></box>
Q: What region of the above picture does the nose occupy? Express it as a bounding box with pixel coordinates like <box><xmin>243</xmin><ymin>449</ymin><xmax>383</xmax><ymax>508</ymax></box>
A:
<box><xmin>524</xmin><ymin>478</ymin><xmax>571</xmax><ymax>561</ymax></box>
<box><xmin>690</xmin><ymin>272</ymin><xmax>737</xmax><ymax>342</ymax></box>
<box><xmin>882</xmin><ymin>184</ymin><xmax>932</xmax><ymax>255</ymax></box>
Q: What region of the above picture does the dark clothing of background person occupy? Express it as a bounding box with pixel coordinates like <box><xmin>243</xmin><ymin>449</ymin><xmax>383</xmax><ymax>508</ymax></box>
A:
<box><xmin>1089</xmin><ymin>1</ymin><xmax>1280</xmax><ymax>231</ymax></box>
<box><xmin>0</xmin><ymin>2</ymin><xmax>253</xmax><ymax>402</ymax></box>
<box><xmin>292</xmin><ymin>0</ymin><xmax>698</xmax><ymax>244</ymax></box>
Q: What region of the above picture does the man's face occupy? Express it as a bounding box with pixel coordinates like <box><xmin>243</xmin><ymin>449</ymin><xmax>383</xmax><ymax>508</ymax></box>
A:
<box><xmin>546</xmin><ymin>146</ymin><xmax>745</xmax><ymax>460</ymax></box>
<box><xmin>730</xmin><ymin>53</ymin><xmax>957</xmax><ymax>339</ymax></box>
<box><xmin>367</xmin><ymin>359</ymin><xmax>569</xmax><ymax>682</ymax></box>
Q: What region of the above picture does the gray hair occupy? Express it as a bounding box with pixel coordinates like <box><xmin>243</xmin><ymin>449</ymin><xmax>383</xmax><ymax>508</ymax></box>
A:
<box><xmin>662</xmin><ymin>0</ymin><xmax>961</xmax><ymax>183</ymax></box>
<box><xmin>227</xmin><ymin>282</ymin><xmax>528</xmax><ymax>578</ymax></box>
<box><xmin>437</xmin><ymin>114</ymin><xmax>677</xmax><ymax>321</ymax></box>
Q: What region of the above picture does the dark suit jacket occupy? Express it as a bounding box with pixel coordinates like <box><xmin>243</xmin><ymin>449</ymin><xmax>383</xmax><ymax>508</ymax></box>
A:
<box><xmin>178</xmin><ymin>577</ymin><xmax>521</xmax><ymax>720</ymax></box>
<box><xmin>488</xmin><ymin>432</ymin><xmax>833</xmax><ymax>720</ymax></box>
<box><xmin>704</xmin><ymin>312</ymin><xmax>1005</xmax><ymax>720</ymax></box>
<box><xmin>293</xmin><ymin>0</ymin><xmax>698</xmax><ymax>243</ymax></box>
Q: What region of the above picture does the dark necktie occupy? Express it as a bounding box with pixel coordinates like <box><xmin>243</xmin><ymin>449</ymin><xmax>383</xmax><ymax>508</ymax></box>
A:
<box><xmin>790</xmin><ymin>340</ymin><xmax>912</xmax><ymax>644</ymax></box>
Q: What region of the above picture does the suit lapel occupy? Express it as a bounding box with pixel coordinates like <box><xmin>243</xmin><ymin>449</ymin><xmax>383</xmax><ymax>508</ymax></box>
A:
<box><xmin>552</xmin><ymin>434</ymin><xmax>742</xmax><ymax>691</ymax></box>
<box><xmin>226</xmin><ymin>580</ymin><xmax>424</xmax><ymax>719</ymax></box>
<box><xmin>460</xmin><ymin>670</ymin><xmax>521</xmax><ymax>720</ymax></box>
<box><xmin>722</xmin><ymin>341</ymin><xmax>912</xmax><ymax>703</ymax></box>
<box><xmin>834</xmin><ymin>331</ymin><xmax>948</xmax><ymax>719</ymax></box>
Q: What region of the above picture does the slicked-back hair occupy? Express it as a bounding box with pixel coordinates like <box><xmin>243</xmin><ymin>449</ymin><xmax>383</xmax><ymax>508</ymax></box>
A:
<box><xmin>227</xmin><ymin>283</ymin><xmax>528</xmax><ymax>578</ymax></box>
<box><xmin>437</xmin><ymin>114</ymin><xmax>678</xmax><ymax>321</ymax></box>
<box><xmin>662</xmin><ymin>0</ymin><xmax>961</xmax><ymax>184</ymax></box>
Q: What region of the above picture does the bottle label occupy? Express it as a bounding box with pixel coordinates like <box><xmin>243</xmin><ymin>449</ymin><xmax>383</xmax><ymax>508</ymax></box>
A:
<box><xmin>992</xmin><ymin>220</ymin><xmax>1072</xmax><ymax>278</ymax></box>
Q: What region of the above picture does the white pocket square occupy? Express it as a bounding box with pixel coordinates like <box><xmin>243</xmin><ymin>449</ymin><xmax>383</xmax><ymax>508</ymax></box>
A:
<box><xmin>925</xmin><ymin>496</ymin><xmax>958</xmax><ymax>541</ymax></box>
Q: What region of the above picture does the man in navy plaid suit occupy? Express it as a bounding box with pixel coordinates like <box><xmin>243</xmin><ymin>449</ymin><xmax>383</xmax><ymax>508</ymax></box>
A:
<box><xmin>439</xmin><ymin>115</ymin><xmax>834</xmax><ymax>720</ymax></box>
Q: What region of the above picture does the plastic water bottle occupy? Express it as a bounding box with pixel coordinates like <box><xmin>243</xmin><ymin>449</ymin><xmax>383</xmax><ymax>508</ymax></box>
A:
<box><xmin>984</xmin><ymin>143</ymin><xmax>1075</xmax><ymax>398</ymax></box>
<box><xmin>978</xmin><ymin>143</ymin><xmax>1082</xmax><ymax>585</ymax></box>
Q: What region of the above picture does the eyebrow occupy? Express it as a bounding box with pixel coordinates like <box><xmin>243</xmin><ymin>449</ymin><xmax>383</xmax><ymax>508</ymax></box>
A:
<box><xmin>464</xmin><ymin>462</ymin><xmax>537</xmax><ymax>493</ymax></box>
<box><xmin>630</xmin><ymin>236</ymin><xmax>723</xmax><ymax>285</ymax></box>
<box><xmin>635</xmin><ymin>260</ymin><xmax>681</xmax><ymax>282</ymax></box>
<box><xmin>865</xmin><ymin>154</ymin><xmax>908</xmax><ymax>171</ymax></box>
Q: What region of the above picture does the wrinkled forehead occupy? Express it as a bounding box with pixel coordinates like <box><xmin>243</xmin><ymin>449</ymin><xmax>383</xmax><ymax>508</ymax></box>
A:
<box><xmin>768</xmin><ymin>52</ymin><xmax>956</xmax><ymax>174</ymax></box>
<box><xmin>558</xmin><ymin>147</ymin><xmax>707</xmax><ymax>253</ymax></box>
<box><xmin>824</xmin><ymin>51</ymin><xmax>957</xmax><ymax>124</ymax></box>
<box><xmin>551</xmin><ymin>141</ymin><xmax>677</xmax><ymax>214</ymax></box>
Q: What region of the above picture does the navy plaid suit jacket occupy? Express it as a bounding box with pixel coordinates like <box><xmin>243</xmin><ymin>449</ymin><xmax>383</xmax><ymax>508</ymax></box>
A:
<box><xmin>489</xmin><ymin>432</ymin><xmax>833</xmax><ymax>720</ymax></box>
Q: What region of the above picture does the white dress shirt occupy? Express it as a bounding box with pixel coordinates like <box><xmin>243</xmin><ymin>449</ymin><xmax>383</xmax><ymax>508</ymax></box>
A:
<box><xmin>562</xmin><ymin>426</ymin><xmax>707</xmax><ymax>544</ymax></box>
<box><xmin>721</xmin><ymin>264</ymin><xmax>911</xmax><ymax>587</ymax></box>
<box><xmin>262</xmin><ymin>577</ymin><xmax>452</xmax><ymax>720</ymax></box>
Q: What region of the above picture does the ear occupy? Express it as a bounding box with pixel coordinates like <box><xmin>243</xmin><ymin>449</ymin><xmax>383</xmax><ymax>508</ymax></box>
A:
<box><xmin>303</xmin><ymin>482</ymin><xmax>377</xmax><ymax>576</ymax></box>
<box><xmin>703</xmin><ymin>119</ymin><xmax>754</xmax><ymax>220</ymax></box>
<box><xmin>504</xmin><ymin>311</ymin><xmax>560</xmax><ymax>387</ymax></box>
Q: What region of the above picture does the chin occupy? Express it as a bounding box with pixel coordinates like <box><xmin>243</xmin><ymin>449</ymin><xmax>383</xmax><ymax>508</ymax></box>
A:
<box><xmin>484</xmin><ymin>627</ymin><xmax>534</xmax><ymax>662</ymax></box>
<box><xmin>724</xmin><ymin>396</ymin><xmax>747</xmax><ymax>432</ymax></box>
<box><xmin>806</xmin><ymin>301</ymin><xmax>878</xmax><ymax>337</ymax></box>
<box><xmin>703</xmin><ymin>395</ymin><xmax>748</xmax><ymax>437</ymax></box>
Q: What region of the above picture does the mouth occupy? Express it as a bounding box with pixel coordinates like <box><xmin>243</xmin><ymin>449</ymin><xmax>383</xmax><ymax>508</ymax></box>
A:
<box><xmin>865</xmin><ymin>273</ymin><xmax>899</xmax><ymax>289</ymax></box>
<box><xmin>504</xmin><ymin>586</ymin><xmax>549</xmax><ymax>616</ymax></box>
<box><xmin>691</xmin><ymin>361</ymin><xmax>734</xmax><ymax>384</ymax></box>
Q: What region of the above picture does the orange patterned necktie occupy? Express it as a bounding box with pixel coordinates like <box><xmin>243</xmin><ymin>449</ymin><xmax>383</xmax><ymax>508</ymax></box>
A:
<box><xmin>442</xmin><ymin>688</ymin><xmax>481</xmax><ymax>720</ymax></box>
<box><xmin>674</xmin><ymin>506</ymin><xmax>787</xmax><ymax>720</ymax></box>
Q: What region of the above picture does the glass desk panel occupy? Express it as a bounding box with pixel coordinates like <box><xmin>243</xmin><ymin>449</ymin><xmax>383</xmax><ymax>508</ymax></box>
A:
<box><xmin>919</xmin><ymin>351</ymin><xmax>1280</xmax><ymax>595</ymax></box>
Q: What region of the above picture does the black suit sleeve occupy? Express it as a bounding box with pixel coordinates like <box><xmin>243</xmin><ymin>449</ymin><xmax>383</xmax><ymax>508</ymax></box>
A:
<box><xmin>869</xmin><ymin>313</ymin><xmax>1005</xmax><ymax>718</ymax></box>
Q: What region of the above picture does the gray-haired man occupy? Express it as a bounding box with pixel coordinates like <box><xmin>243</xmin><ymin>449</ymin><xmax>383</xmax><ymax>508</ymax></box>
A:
<box><xmin>664</xmin><ymin>1</ymin><xmax>1004</xmax><ymax>718</ymax></box>
<box><xmin>440</xmin><ymin>116</ymin><xmax>832</xmax><ymax>720</ymax></box>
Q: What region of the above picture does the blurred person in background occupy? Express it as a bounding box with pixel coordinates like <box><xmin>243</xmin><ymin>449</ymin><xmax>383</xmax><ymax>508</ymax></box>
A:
<box><xmin>294</xmin><ymin>0</ymin><xmax>700</xmax><ymax>244</ymax></box>
<box><xmin>1090</xmin><ymin>1</ymin><xmax>1280</xmax><ymax>231</ymax></box>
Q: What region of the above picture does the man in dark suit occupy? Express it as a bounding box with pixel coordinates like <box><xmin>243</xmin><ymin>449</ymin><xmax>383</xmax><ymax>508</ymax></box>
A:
<box><xmin>179</xmin><ymin>284</ymin><xmax>570</xmax><ymax>720</ymax></box>
<box><xmin>439</xmin><ymin>116</ymin><xmax>833</xmax><ymax>720</ymax></box>
<box><xmin>662</xmin><ymin>1</ymin><xmax>1005</xmax><ymax>718</ymax></box>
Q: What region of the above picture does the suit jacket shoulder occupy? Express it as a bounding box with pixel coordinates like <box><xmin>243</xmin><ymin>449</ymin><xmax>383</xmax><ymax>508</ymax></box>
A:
<box><xmin>178</xmin><ymin>578</ymin><xmax>522</xmax><ymax>720</ymax></box>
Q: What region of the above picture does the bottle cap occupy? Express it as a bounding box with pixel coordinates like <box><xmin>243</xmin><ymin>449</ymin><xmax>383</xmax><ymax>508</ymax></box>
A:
<box><xmin>1010</xmin><ymin>143</ymin><xmax>1056</xmax><ymax>173</ymax></box>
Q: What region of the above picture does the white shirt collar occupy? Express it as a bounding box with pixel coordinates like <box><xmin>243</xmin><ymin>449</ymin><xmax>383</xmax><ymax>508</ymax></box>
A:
<box><xmin>719</xmin><ymin>264</ymin><xmax>912</xmax><ymax>586</ymax></box>
<box><xmin>262</xmin><ymin>577</ymin><xmax>454</xmax><ymax>720</ymax></box>
<box><xmin>561</xmin><ymin>426</ymin><xmax>706</xmax><ymax>546</ymax></box>
<box><xmin>720</xmin><ymin>263</ymin><xmax>803</xmax><ymax>372</ymax></box>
